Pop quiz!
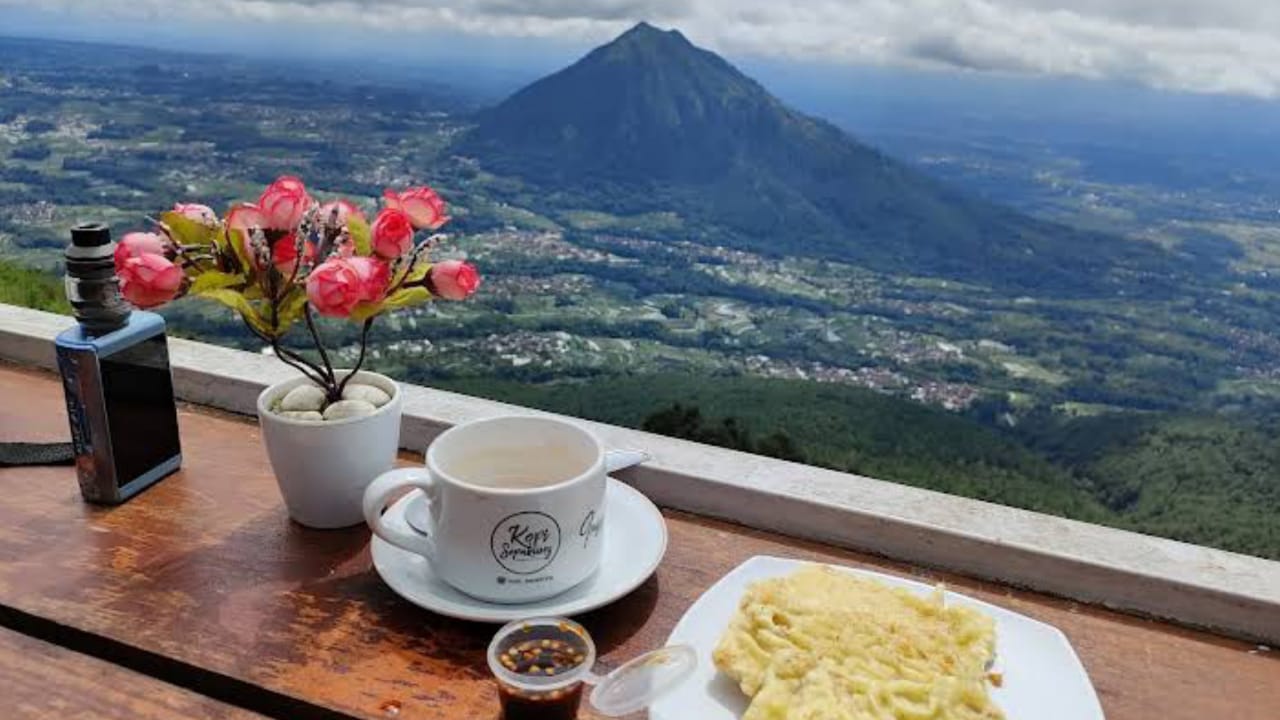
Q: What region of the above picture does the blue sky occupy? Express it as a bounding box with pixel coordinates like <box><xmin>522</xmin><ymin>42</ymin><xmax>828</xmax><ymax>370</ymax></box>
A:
<box><xmin>5</xmin><ymin>1</ymin><xmax>1280</xmax><ymax>98</ymax></box>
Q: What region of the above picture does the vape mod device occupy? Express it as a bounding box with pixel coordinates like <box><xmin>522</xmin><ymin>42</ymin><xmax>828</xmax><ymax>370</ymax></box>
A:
<box><xmin>54</xmin><ymin>223</ymin><xmax>182</xmax><ymax>504</ymax></box>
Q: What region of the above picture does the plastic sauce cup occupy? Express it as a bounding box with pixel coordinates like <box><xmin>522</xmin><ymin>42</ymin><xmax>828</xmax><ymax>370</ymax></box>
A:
<box><xmin>488</xmin><ymin>616</ymin><xmax>696</xmax><ymax>719</ymax></box>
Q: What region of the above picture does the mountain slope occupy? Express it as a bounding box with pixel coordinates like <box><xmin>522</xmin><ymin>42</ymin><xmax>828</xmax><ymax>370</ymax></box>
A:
<box><xmin>437</xmin><ymin>373</ymin><xmax>1109</xmax><ymax>521</ymax></box>
<box><xmin>456</xmin><ymin>23</ymin><xmax>1190</xmax><ymax>294</ymax></box>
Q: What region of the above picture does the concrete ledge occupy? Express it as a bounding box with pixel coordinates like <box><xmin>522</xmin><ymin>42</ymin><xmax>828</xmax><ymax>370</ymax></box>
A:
<box><xmin>4</xmin><ymin>302</ymin><xmax>1278</xmax><ymax>643</ymax></box>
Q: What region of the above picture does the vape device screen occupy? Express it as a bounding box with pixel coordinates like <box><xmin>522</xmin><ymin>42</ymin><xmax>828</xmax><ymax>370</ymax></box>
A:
<box><xmin>100</xmin><ymin>335</ymin><xmax>181</xmax><ymax>486</ymax></box>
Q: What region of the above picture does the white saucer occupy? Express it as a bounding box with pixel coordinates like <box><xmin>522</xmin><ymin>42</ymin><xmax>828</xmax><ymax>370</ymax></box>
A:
<box><xmin>650</xmin><ymin>556</ymin><xmax>1104</xmax><ymax>720</ymax></box>
<box><xmin>370</xmin><ymin>478</ymin><xmax>667</xmax><ymax>623</ymax></box>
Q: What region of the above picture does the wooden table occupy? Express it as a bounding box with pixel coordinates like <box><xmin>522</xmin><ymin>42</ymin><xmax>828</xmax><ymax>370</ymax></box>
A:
<box><xmin>0</xmin><ymin>362</ymin><xmax>1276</xmax><ymax>719</ymax></box>
<box><xmin>1</xmin><ymin>625</ymin><xmax>265</xmax><ymax>719</ymax></box>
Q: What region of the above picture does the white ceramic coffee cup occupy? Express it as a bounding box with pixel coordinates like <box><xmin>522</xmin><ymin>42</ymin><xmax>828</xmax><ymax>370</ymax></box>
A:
<box><xmin>363</xmin><ymin>416</ymin><xmax>643</xmax><ymax>604</ymax></box>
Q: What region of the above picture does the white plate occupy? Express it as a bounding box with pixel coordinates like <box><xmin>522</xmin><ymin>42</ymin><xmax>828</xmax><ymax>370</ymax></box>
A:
<box><xmin>652</xmin><ymin>555</ymin><xmax>1105</xmax><ymax>720</ymax></box>
<box><xmin>370</xmin><ymin>478</ymin><xmax>667</xmax><ymax>623</ymax></box>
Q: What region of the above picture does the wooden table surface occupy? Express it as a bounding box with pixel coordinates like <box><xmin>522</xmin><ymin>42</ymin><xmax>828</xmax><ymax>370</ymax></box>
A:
<box><xmin>1</xmin><ymin>624</ymin><xmax>265</xmax><ymax>719</ymax></box>
<box><xmin>0</xmin><ymin>362</ymin><xmax>1276</xmax><ymax>720</ymax></box>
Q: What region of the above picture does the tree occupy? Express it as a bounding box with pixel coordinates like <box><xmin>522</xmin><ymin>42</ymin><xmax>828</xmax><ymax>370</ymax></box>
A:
<box><xmin>756</xmin><ymin>431</ymin><xmax>806</xmax><ymax>463</ymax></box>
<box><xmin>641</xmin><ymin>403</ymin><xmax>806</xmax><ymax>463</ymax></box>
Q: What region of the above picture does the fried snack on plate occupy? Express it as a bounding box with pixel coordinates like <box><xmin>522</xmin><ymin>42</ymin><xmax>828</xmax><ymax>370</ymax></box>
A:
<box><xmin>713</xmin><ymin>565</ymin><xmax>1003</xmax><ymax>720</ymax></box>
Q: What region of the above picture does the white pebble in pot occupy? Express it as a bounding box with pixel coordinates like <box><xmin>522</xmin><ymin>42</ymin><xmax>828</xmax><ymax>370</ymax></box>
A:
<box><xmin>279</xmin><ymin>410</ymin><xmax>324</xmax><ymax>422</ymax></box>
<box><xmin>280</xmin><ymin>385</ymin><xmax>327</xmax><ymax>412</ymax></box>
<box><xmin>323</xmin><ymin>399</ymin><xmax>378</xmax><ymax>421</ymax></box>
<box><xmin>342</xmin><ymin>383</ymin><xmax>392</xmax><ymax>407</ymax></box>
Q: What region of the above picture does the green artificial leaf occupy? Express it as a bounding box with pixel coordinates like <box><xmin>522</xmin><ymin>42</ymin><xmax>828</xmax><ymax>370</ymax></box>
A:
<box><xmin>160</xmin><ymin>211</ymin><xmax>217</xmax><ymax>249</ymax></box>
<box><xmin>211</xmin><ymin>225</ymin><xmax>233</xmax><ymax>256</ymax></box>
<box><xmin>200</xmin><ymin>288</ymin><xmax>272</xmax><ymax>337</ymax></box>
<box><xmin>189</xmin><ymin>271</ymin><xmax>246</xmax><ymax>295</ymax></box>
<box><xmin>274</xmin><ymin>289</ymin><xmax>308</xmax><ymax>333</ymax></box>
<box><xmin>389</xmin><ymin>258</ymin><xmax>421</xmax><ymax>288</ymax></box>
<box><xmin>404</xmin><ymin>260</ymin><xmax>432</xmax><ymax>285</ymax></box>
<box><xmin>348</xmin><ymin>300</ymin><xmax>384</xmax><ymax>323</ymax></box>
<box><xmin>226</xmin><ymin>227</ymin><xmax>255</xmax><ymax>275</ymax></box>
<box><xmin>382</xmin><ymin>286</ymin><xmax>432</xmax><ymax>311</ymax></box>
<box><xmin>348</xmin><ymin>287</ymin><xmax>432</xmax><ymax>324</ymax></box>
<box><xmin>348</xmin><ymin>215</ymin><xmax>372</xmax><ymax>256</ymax></box>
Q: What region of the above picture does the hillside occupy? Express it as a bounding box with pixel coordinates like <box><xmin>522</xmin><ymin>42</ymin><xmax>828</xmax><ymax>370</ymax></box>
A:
<box><xmin>440</xmin><ymin>373</ymin><xmax>1280</xmax><ymax>559</ymax></box>
<box><xmin>437</xmin><ymin>373</ymin><xmax>1108</xmax><ymax>519</ymax></box>
<box><xmin>2</xmin><ymin>257</ymin><xmax>1277</xmax><ymax>559</ymax></box>
<box><xmin>1031</xmin><ymin>413</ymin><xmax>1280</xmax><ymax>558</ymax></box>
<box><xmin>456</xmin><ymin>23</ymin><xmax>1191</xmax><ymax>294</ymax></box>
<box><xmin>0</xmin><ymin>258</ymin><xmax>70</xmax><ymax>314</ymax></box>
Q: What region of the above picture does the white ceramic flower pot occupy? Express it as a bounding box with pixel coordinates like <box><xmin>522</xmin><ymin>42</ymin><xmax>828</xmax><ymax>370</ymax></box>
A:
<box><xmin>257</xmin><ymin>370</ymin><xmax>403</xmax><ymax>529</ymax></box>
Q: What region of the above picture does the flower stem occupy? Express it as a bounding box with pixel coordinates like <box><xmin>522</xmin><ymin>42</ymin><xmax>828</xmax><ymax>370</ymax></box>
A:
<box><xmin>245</xmin><ymin>324</ymin><xmax>331</xmax><ymax>392</ymax></box>
<box><xmin>266</xmin><ymin>274</ymin><xmax>325</xmax><ymax>392</ymax></box>
<box><xmin>304</xmin><ymin>303</ymin><xmax>339</xmax><ymax>399</ymax></box>
<box><xmin>269</xmin><ymin>336</ymin><xmax>330</xmax><ymax>389</ymax></box>
<box><xmin>335</xmin><ymin>319</ymin><xmax>374</xmax><ymax>399</ymax></box>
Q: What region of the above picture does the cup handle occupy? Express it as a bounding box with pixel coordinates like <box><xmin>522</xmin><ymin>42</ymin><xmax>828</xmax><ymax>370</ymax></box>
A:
<box><xmin>604</xmin><ymin>449</ymin><xmax>651</xmax><ymax>474</ymax></box>
<box><xmin>363</xmin><ymin>467</ymin><xmax>438</xmax><ymax>560</ymax></box>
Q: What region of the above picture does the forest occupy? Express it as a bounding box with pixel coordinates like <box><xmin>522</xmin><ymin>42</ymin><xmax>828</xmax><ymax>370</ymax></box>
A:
<box><xmin>3</xmin><ymin>246</ymin><xmax>1279</xmax><ymax>560</ymax></box>
<box><xmin>440</xmin><ymin>371</ymin><xmax>1280</xmax><ymax>560</ymax></box>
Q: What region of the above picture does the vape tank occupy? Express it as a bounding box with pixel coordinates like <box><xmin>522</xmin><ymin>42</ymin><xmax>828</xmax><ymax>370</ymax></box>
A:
<box><xmin>54</xmin><ymin>223</ymin><xmax>182</xmax><ymax>503</ymax></box>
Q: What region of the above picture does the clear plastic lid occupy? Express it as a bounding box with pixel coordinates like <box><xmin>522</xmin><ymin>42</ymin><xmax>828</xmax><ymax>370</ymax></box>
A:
<box><xmin>588</xmin><ymin>643</ymin><xmax>697</xmax><ymax>716</ymax></box>
<box><xmin>487</xmin><ymin>617</ymin><xmax>696</xmax><ymax>716</ymax></box>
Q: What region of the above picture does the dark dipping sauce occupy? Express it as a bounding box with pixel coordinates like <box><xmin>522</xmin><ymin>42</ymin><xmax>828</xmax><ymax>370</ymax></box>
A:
<box><xmin>495</xmin><ymin>623</ymin><xmax>591</xmax><ymax>720</ymax></box>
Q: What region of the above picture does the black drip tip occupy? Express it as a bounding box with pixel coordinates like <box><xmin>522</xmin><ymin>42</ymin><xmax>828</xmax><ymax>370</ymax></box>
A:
<box><xmin>71</xmin><ymin>223</ymin><xmax>111</xmax><ymax>248</ymax></box>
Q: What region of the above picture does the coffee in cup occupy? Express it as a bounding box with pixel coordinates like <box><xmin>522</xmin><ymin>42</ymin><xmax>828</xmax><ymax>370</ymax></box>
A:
<box><xmin>363</xmin><ymin>415</ymin><xmax>641</xmax><ymax>603</ymax></box>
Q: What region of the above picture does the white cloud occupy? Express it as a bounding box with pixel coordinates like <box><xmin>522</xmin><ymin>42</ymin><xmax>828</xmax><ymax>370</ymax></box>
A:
<box><xmin>9</xmin><ymin>0</ymin><xmax>1280</xmax><ymax>97</ymax></box>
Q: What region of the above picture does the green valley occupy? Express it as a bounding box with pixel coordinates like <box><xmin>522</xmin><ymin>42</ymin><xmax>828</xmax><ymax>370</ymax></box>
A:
<box><xmin>2</xmin><ymin>30</ymin><xmax>1280</xmax><ymax>560</ymax></box>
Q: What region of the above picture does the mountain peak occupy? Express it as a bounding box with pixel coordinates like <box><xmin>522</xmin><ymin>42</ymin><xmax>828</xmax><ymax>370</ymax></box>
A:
<box><xmin>611</xmin><ymin>21</ymin><xmax>693</xmax><ymax>51</ymax></box>
<box><xmin>624</xmin><ymin>20</ymin><xmax>660</xmax><ymax>35</ymax></box>
<box><xmin>620</xmin><ymin>21</ymin><xmax>683</xmax><ymax>39</ymax></box>
<box><xmin>457</xmin><ymin>23</ymin><xmax>1175</xmax><ymax>293</ymax></box>
<box><xmin>462</xmin><ymin>21</ymin><xmax>775</xmax><ymax>184</ymax></box>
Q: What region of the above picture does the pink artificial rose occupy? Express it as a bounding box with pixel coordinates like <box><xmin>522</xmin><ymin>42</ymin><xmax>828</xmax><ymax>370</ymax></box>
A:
<box><xmin>370</xmin><ymin>207</ymin><xmax>414</xmax><ymax>258</ymax></box>
<box><xmin>346</xmin><ymin>256</ymin><xmax>391</xmax><ymax>301</ymax></box>
<box><xmin>113</xmin><ymin>232</ymin><xmax>167</xmax><ymax>266</ymax></box>
<box><xmin>429</xmin><ymin>260</ymin><xmax>480</xmax><ymax>301</ymax></box>
<box><xmin>257</xmin><ymin>175</ymin><xmax>312</xmax><ymax>231</ymax></box>
<box><xmin>382</xmin><ymin>186</ymin><xmax>448</xmax><ymax>230</ymax></box>
<box><xmin>172</xmin><ymin>202</ymin><xmax>218</xmax><ymax>227</ymax></box>
<box><xmin>306</xmin><ymin>259</ymin><xmax>364</xmax><ymax>318</ymax></box>
<box><xmin>306</xmin><ymin>257</ymin><xmax>389</xmax><ymax>317</ymax></box>
<box><xmin>271</xmin><ymin>176</ymin><xmax>306</xmax><ymax>193</ymax></box>
<box><xmin>118</xmin><ymin>254</ymin><xmax>183</xmax><ymax>309</ymax></box>
<box><xmin>271</xmin><ymin>235</ymin><xmax>316</xmax><ymax>276</ymax></box>
<box><xmin>318</xmin><ymin>199</ymin><xmax>365</xmax><ymax>228</ymax></box>
<box><xmin>226</xmin><ymin>203</ymin><xmax>265</xmax><ymax>234</ymax></box>
<box><xmin>227</xmin><ymin>203</ymin><xmax>269</xmax><ymax>269</ymax></box>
